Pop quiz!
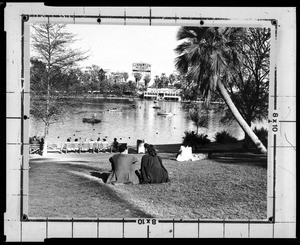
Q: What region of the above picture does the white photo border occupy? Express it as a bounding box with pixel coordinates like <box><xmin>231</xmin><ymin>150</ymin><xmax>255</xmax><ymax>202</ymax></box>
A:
<box><xmin>5</xmin><ymin>3</ymin><xmax>296</xmax><ymax>241</ymax></box>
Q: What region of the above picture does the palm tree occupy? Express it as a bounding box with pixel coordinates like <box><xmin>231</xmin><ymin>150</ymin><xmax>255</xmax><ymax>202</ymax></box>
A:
<box><xmin>168</xmin><ymin>73</ymin><xmax>176</xmax><ymax>87</ymax></box>
<box><xmin>144</xmin><ymin>74</ymin><xmax>151</xmax><ymax>89</ymax></box>
<box><xmin>174</xmin><ymin>27</ymin><xmax>267</xmax><ymax>154</ymax></box>
<box><xmin>134</xmin><ymin>72</ymin><xmax>142</xmax><ymax>88</ymax></box>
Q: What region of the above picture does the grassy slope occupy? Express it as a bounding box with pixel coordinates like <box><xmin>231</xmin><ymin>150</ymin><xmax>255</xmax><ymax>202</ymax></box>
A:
<box><xmin>29</xmin><ymin>150</ymin><xmax>267</xmax><ymax>220</ymax></box>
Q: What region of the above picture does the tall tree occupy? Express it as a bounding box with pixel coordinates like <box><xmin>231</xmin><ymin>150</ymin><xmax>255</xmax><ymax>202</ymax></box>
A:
<box><xmin>126</xmin><ymin>80</ymin><xmax>137</xmax><ymax>94</ymax></box>
<box><xmin>153</xmin><ymin>75</ymin><xmax>160</xmax><ymax>88</ymax></box>
<box><xmin>160</xmin><ymin>73</ymin><xmax>169</xmax><ymax>88</ymax></box>
<box><xmin>134</xmin><ymin>72</ymin><xmax>142</xmax><ymax>88</ymax></box>
<box><xmin>143</xmin><ymin>74</ymin><xmax>151</xmax><ymax>89</ymax></box>
<box><xmin>188</xmin><ymin>105</ymin><xmax>209</xmax><ymax>134</ymax></box>
<box><xmin>168</xmin><ymin>73</ymin><xmax>176</xmax><ymax>87</ymax></box>
<box><xmin>223</xmin><ymin>28</ymin><xmax>270</xmax><ymax>148</ymax></box>
<box><xmin>85</xmin><ymin>65</ymin><xmax>105</xmax><ymax>91</ymax></box>
<box><xmin>69</xmin><ymin>67</ymin><xmax>85</xmax><ymax>94</ymax></box>
<box><xmin>122</xmin><ymin>72</ymin><xmax>129</xmax><ymax>82</ymax></box>
<box><xmin>174</xmin><ymin>26</ymin><xmax>267</xmax><ymax>154</ymax></box>
<box><xmin>31</xmin><ymin>23</ymin><xmax>88</xmax><ymax>155</ymax></box>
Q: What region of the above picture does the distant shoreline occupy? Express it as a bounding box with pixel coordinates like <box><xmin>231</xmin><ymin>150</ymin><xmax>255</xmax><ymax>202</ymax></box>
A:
<box><xmin>33</xmin><ymin>94</ymin><xmax>225</xmax><ymax>104</ymax></box>
<box><xmin>35</xmin><ymin>140</ymin><xmax>265</xmax><ymax>157</ymax></box>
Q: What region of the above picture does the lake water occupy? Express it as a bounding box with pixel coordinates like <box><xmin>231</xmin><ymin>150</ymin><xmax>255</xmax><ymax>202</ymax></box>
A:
<box><xmin>30</xmin><ymin>98</ymin><xmax>261</xmax><ymax>146</ymax></box>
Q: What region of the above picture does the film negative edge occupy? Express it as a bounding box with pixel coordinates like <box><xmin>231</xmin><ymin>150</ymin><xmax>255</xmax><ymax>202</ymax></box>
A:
<box><xmin>24</xmin><ymin>218</ymin><xmax>136</xmax><ymax>223</ymax></box>
<box><xmin>23</xmin><ymin>14</ymin><xmax>278</xmax><ymax>23</ymax></box>
<box><xmin>22</xmin><ymin>218</ymin><xmax>271</xmax><ymax>224</ymax></box>
<box><xmin>14</xmin><ymin>12</ymin><xmax>279</xmax><ymax>237</ymax></box>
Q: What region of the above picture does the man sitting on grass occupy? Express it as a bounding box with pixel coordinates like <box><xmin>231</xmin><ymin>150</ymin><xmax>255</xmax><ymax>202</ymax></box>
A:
<box><xmin>111</xmin><ymin>138</ymin><xmax>119</xmax><ymax>152</ymax></box>
<box><xmin>106</xmin><ymin>144</ymin><xmax>140</xmax><ymax>185</ymax></box>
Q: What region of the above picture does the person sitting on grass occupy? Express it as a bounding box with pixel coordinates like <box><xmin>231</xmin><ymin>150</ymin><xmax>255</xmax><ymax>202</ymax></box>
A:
<box><xmin>102</xmin><ymin>138</ymin><xmax>109</xmax><ymax>152</ymax></box>
<box><xmin>106</xmin><ymin>144</ymin><xmax>140</xmax><ymax>185</ymax></box>
<box><xmin>111</xmin><ymin>137</ymin><xmax>119</xmax><ymax>152</ymax></box>
<box><xmin>138</xmin><ymin>144</ymin><xmax>169</xmax><ymax>184</ymax></box>
<box><xmin>176</xmin><ymin>141</ymin><xmax>208</xmax><ymax>161</ymax></box>
<box><xmin>176</xmin><ymin>141</ymin><xmax>195</xmax><ymax>161</ymax></box>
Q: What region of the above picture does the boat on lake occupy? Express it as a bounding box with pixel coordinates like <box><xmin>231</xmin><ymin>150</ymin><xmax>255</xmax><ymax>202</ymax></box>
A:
<box><xmin>157</xmin><ymin>110</ymin><xmax>174</xmax><ymax>116</ymax></box>
<box><xmin>82</xmin><ymin>118</ymin><xmax>102</xmax><ymax>123</ymax></box>
<box><xmin>107</xmin><ymin>108</ymin><xmax>118</xmax><ymax>112</ymax></box>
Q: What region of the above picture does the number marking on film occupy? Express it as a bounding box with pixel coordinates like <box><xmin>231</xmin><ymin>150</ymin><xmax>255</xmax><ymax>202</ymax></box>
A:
<box><xmin>271</xmin><ymin>112</ymin><xmax>279</xmax><ymax>133</ymax></box>
<box><xmin>137</xmin><ymin>219</ymin><xmax>157</xmax><ymax>225</ymax></box>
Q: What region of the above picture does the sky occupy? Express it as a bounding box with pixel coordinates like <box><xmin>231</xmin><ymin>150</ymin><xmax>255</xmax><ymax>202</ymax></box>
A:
<box><xmin>65</xmin><ymin>24</ymin><xmax>181</xmax><ymax>80</ymax></box>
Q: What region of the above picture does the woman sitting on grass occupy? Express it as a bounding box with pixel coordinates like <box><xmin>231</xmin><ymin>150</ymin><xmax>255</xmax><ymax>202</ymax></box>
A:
<box><xmin>176</xmin><ymin>141</ymin><xmax>208</xmax><ymax>161</ymax></box>
<box><xmin>139</xmin><ymin>144</ymin><xmax>169</xmax><ymax>184</ymax></box>
<box><xmin>176</xmin><ymin>141</ymin><xmax>195</xmax><ymax>161</ymax></box>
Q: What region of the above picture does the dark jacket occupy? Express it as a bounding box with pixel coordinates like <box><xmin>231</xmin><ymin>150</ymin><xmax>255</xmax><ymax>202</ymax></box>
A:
<box><xmin>140</xmin><ymin>155</ymin><xmax>169</xmax><ymax>184</ymax></box>
<box><xmin>106</xmin><ymin>154</ymin><xmax>139</xmax><ymax>184</ymax></box>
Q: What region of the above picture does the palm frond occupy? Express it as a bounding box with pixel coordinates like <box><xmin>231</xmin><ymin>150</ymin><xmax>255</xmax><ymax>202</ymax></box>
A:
<box><xmin>176</xmin><ymin>27</ymin><xmax>195</xmax><ymax>41</ymax></box>
<box><xmin>187</xmin><ymin>63</ymin><xmax>201</xmax><ymax>83</ymax></box>
<box><xmin>174</xmin><ymin>54</ymin><xmax>190</xmax><ymax>74</ymax></box>
<box><xmin>176</xmin><ymin>26</ymin><xmax>208</xmax><ymax>41</ymax></box>
<box><xmin>174</xmin><ymin>41</ymin><xmax>194</xmax><ymax>55</ymax></box>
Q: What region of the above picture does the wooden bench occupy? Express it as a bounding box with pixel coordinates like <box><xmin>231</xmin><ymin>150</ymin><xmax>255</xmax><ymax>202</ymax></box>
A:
<box><xmin>29</xmin><ymin>143</ymin><xmax>40</xmax><ymax>154</ymax></box>
<box><xmin>47</xmin><ymin>143</ymin><xmax>62</xmax><ymax>153</ymax></box>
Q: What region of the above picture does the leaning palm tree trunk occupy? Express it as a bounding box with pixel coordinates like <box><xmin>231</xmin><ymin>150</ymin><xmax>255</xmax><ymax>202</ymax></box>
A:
<box><xmin>217</xmin><ymin>80</ymin><xmax>267</xmax><ymax>154</ymax></box>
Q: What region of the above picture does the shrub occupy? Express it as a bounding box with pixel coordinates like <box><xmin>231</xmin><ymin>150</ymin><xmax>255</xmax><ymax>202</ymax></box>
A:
<box><xmin>182</xmin><ymin>131</ymin><xmax>196</xmax><ymax>145</ymax></box>
<box><xmin>29</xmin><ymin>135</ymin><xmax>41</xmax><ymax>144</ymax></box>
<box><xmin>182</xmin><ymin>131</ymin><xmax>211</xmax><ymax>146</ymax></box>
<box><xmin>215</xmin><ymin>131</ymin><xmax>238</xmax><ymax>143</ymax></box>
<box><xmin>195</xmin><ymin>133</ymin><xmax>211</xmax><ymax>145</ymax></box>
<box><xmin>253</xmin><ymin>126</ymin><xmax>268</xmax><ymax>147</ymax></box>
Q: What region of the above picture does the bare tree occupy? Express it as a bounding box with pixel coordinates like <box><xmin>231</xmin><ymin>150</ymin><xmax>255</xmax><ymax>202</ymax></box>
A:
<box><xmin>188</xmin><ymin>105</ymin><xmax>209</xmax><ymax>134</ymax></box>
<box><xmin>31</xmin><ymin>23</ymin><xmax>89</xmax><ymax>155</ymax></box>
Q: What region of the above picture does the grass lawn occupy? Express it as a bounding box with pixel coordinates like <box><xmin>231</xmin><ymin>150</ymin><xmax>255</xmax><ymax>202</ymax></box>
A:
<box><xmin>28</xmin><ymin>144</ymin><xmax>267</xmax><ymax>220</ymax></box>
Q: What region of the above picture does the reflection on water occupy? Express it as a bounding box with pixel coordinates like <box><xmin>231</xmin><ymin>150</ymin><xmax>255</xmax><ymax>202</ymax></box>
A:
<box><xmin>30</xmin><ymin>98</ymin><xmax>254</xmax><ymax>146</ymax></box>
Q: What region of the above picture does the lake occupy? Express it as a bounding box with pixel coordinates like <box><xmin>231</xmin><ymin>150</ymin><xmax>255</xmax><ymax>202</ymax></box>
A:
<box><xmin>29</xmin><ymin>98</ymin><xmax>264</xmax><ymax>146</ymax></box>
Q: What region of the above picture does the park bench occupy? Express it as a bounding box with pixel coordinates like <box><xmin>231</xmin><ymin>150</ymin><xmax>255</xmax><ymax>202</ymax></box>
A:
<box><xmin>62</xmin><ymin>142</ymin><xmax>81</xmax><ymax>153</ymax></box>
<box><xmin>29</xmin><ymin>143</ymin><xmax>40</xmax><ymax>154</ymax></box>
<box><xmin>59</xmin><ymin>141</ymin><xmax>128</xmax><ymax>154</ymax></box>
<box><xmin>47</xmin><ymin>143</ymin><xmax>62</xmax><ymax>154</ymax></box>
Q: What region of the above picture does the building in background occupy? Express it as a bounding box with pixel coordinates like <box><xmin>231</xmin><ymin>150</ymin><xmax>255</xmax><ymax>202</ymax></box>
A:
<box><xmin>143</xmin><ymin>88</ymin><xmax>181</xmax><ymax>101</ymax></box>
<box><xmin>132</xmin><ymin>62</ymin><xmax>151</xmax><ymax>76</ymax></box>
